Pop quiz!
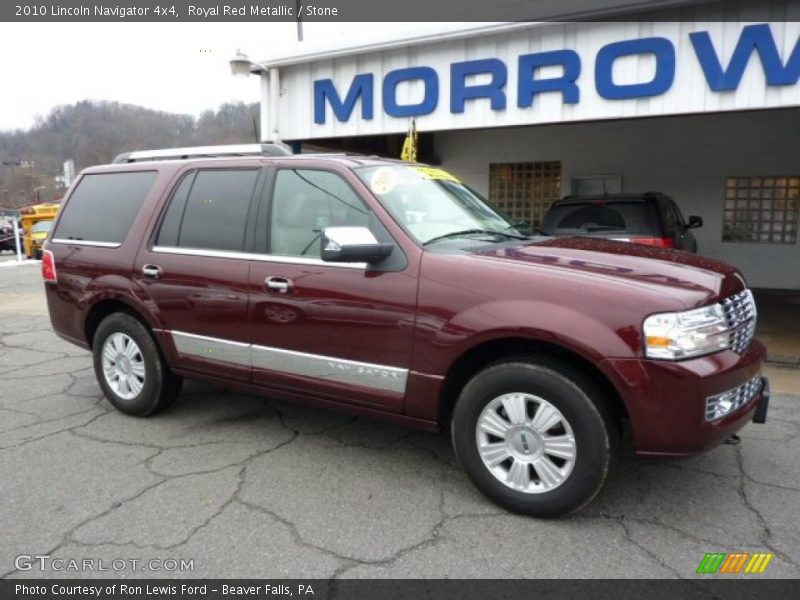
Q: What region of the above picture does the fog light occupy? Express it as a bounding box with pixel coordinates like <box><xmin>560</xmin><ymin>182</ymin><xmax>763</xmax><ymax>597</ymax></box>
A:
<box><xmin>705</xmin><ymin>375</ymin><xmax>762</xmax><ymax>422</ymax></box>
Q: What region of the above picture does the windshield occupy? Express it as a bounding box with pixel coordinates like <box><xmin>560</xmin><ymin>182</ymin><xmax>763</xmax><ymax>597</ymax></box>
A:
<box><xmin>32</xmin><ymin>220</ymin><xmax>53</xmax><ymax>233</ymax></box>
<box><xmin>355</xmin><ymin>165</ymin><xmax>519</xmax><ymax>245</ymax></box>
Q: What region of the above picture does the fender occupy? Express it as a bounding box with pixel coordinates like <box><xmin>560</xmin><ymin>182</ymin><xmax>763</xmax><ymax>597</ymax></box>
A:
<box><xmin>413</xmin><ymin>299</ymin><xmax>640</xmax><ymax>378</ymax></box>
<box><xmin>79</xmin><ymin>274</ymin><xmax>179</xmax><ymax>365</ymax></box>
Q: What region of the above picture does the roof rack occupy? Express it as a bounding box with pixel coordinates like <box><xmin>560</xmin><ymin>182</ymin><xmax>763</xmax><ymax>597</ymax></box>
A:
<box><xmin>112</xmin><ymin>142</ymin><xmax>293</xmax><ymax>164</ymax></box>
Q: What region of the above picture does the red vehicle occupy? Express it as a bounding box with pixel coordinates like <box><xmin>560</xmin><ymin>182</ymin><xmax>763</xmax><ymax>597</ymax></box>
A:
<box><xmin>42</xmin><ymin>144</ymin><xmax>769</xmax><ymax>517</ymax></box>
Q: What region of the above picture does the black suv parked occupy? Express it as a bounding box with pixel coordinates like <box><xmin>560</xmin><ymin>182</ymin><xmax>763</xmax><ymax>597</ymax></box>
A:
<box><xmin>541</xmin><ymin>193</ymin><xmax>703</xmax><ymax>252</ymax></box>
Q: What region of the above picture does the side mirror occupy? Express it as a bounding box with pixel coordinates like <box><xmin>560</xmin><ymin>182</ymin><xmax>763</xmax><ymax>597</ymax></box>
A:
<box><xmin>687</xmin><ymin>215</ymin><xmax>703</xmax><ymax>229</ymax></box>
<box><xmin>321</xmin><ymin>227</ymin><xmax>393</xmax><ymax>264</ymax></box>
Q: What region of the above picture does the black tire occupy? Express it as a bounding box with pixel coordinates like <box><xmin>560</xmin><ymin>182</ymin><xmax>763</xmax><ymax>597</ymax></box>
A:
<box><xmin>92</xmin><ymin>312</ymin><xmax>182</xmax><ymax>417</ymax></box>
<box><xmin>451</xmin><ymin>356</ymin><xmax>613</xmax><ymax>518</ymax></box>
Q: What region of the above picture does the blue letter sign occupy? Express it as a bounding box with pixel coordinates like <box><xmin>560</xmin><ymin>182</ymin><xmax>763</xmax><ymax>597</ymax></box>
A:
<box><xmin>383</xmin><ymin>67</ymin><xmax>439</xmax><ymax>117</ymax></box>
<box><xmin>517</xmin><ymin>50</ymin><xmax>581</xmax><ymax>108</ymax></box>
<box><xmin>450</xmin><ymin>58</ymin><xmax>508</xmax><ymax>113</ymax></box>
<box><xmin>314</xmin><ymin>74</ymin><xmax>374</xmax><ymax>124</ymax></box>
<box><xmin>690</xmin><ymin>23</ymin><xmax>800</xmax><ymax>91</ymax></box>
<box><xmin>595</xmin><ymin>38</ymin><xmax>676</xmax><ymax>99</ymax></box>
<box><xmin>309</xmin><ymin>23</ymin><xmax>798</xmax><ymax>125</ymax></box>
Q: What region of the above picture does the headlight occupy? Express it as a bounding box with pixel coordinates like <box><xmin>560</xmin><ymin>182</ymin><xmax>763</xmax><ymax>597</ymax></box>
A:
<box><xmin>643</xmin><ymin>304</ymin><xmax>730</xmax><ymax>360</ymax></box>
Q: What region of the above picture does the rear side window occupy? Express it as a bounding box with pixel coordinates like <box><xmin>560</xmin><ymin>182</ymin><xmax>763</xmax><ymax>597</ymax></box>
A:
<box><xmin>541</xmin><ymin>201</ymin><xmax>660</xmax><ymax>235</ymax></box>
<box><xmin>660</xmin><ymin>200</ymin><xmax>684</xmax><ymax>232</ymax></box>
<box><xmin>156</xmin><ymin>169</ymin><xmax>260</xmax><ymax>252</ymax></box>
<box><xmin>54</xmin><ymin>171</ymin><xmax>157</xmax><ymax>244</ymax></box>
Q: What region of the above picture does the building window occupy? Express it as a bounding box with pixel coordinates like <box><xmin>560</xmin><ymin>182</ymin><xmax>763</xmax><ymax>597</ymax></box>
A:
<box><xmin>489</xmin><ymin>161</ymin><xmax>561</xmax><ymax>227</ymax></box>
<box><xmin>723</xmin><ymin>177</ymin><xmax>799</xmax><ymax>244</ymax></box>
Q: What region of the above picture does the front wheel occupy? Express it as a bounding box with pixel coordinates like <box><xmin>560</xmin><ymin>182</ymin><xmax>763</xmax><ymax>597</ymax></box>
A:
<box><xmin>451</xmin><ymin>358</ymin><xmax>612</xmax><ymax>517</ymax></box>
<box><xmin>92</xmin><ymin>313</ymin><xmax>182</xmax><ymax>416</ymax></box>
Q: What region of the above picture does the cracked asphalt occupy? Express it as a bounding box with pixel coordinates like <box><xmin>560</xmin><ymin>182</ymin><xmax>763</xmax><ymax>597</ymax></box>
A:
<box><xmin>1</xmin><ymin>260</ymin><xmax>799</xmax><ymax>579</ymax></box>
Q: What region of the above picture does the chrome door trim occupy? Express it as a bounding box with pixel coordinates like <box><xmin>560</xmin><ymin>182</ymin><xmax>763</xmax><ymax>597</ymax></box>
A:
<box><xmin>51</xmin><ymin>238</ymin><xmax>121</xmax><ymax>248</ymax></box>
<box><xmin>251</xmin><ymin>344</ymin><xmax>408</xmax><ymax>395</ymax></box>
<box><xmin>168</xmin><ymin>331</ymin><xmax>408</xmax><ymax>395</ymax></box>
<box><xmin>152</xmin><ymin>246</ymin><xmax>366</xmax><ymax>269</ymax></box>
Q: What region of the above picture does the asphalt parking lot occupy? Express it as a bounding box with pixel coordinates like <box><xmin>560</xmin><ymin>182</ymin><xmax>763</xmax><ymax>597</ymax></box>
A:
<box><xmin>1</xmin><ymin>259</ymin><xmax>799</xmax><ymax>579</ymax></box>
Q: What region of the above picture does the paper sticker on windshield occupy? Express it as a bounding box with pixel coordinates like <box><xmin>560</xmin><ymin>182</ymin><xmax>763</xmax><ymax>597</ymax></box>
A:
<box><xmin>412</xmin><ymin>166</ymin><xmax>460</xmax><ymax>183</ymax></box>
<box><xmin>370</xmin><ymin>167</ymin><xmax>398</xmax><ymax>195</ymax></box>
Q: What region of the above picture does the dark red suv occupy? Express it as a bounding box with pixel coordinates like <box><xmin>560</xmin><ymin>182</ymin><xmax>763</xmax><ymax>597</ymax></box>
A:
<box><xmin>42</xmin><ymin>144</ymin><xmax>769</xmax><ymax>517</ymax></box>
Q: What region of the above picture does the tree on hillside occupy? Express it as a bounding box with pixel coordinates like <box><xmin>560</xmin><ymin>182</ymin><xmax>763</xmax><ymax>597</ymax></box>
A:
<box><xmin>0</xmin><ymin>100</ymin><xmax>259</xmax><ymax>208</ymax></box>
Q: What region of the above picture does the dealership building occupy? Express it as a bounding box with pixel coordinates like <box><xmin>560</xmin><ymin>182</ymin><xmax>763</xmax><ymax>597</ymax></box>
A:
<box><xmin>245</xmin><ymin>6</ymin><xmax>799</xmax><ymax>289</ymax></box>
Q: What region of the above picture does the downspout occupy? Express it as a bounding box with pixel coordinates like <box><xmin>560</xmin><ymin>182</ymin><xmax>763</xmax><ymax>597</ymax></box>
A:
<box><xmin>269</xmin><ymin>67</ymin><xmax>281</xmax><ymax>143</ymax></box>
<box><xmin>259</xmin><ymin>70</ymin><xmax>270</xmax><ymax>144</ymax></box>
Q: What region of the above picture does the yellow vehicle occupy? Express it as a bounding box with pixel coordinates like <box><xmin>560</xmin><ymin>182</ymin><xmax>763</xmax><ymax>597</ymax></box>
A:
<box><xmin>21</xmin><ymin>203</ymin><xmax>59</xmax><ymax>259</ymax></box>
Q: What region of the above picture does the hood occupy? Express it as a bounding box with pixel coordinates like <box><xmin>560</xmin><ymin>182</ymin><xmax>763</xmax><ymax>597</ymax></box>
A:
<box><xmin>471</xmin><ymin>236</ymin><xmax>745</xmax><ymax>308</ymax></box>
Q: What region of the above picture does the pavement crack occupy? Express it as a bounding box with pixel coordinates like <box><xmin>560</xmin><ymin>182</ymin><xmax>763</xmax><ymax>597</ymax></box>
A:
<box><xmin>234</xmin><ymin>498</ymin><xmax>354</xmax><ymax>565</ymax></box>
<box><xmin>332</xmin><ymin>480</ymin><xmax>451</xmax><ymax>580</ymax></box>
<box><xmin>0</xmin><ymin>407</ymin><xmax>109</xmax><ymax>450</ymax></box>
<box><xmin>734</xmin><ymin>445</ymin><xmax>800</xmax><ymax>570</ymax></box>
<box><xmin>46</xmin><ymin>476</ymin><xmax>168</xmax><ymax>559</ymax></box>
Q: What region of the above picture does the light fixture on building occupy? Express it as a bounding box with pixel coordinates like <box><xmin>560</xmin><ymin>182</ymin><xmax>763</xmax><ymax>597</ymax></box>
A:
<box><xmin>228</xmin><ymin>49</ymin><xmax>282</xmax><ymax>145</ymax></box>
<box><xmin>229</xmin><ymin>50</ymin><xmax>265</xmax><ymax>76</ymax></box>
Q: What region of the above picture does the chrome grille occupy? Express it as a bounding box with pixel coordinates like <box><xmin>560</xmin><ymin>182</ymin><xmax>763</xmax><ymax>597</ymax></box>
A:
<box><xmin>722</xmin><ymin>289</ymin><xmax>757</xmax><ymax>354</ymax></box>
<box><xmin>706</xmin><ymin>374</ymin><xmax>763</xmax><ymax>421</ymax></box>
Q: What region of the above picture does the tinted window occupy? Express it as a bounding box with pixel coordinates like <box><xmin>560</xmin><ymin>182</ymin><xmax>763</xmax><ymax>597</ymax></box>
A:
<box><xmin>155</xmin><ymin>172</ymin><xmax>195</xmax><ymax>247</ymax></box>
<box><xmin>541</xmin><ymin>200</ymin><xmax>660</xmax><ymax>235</ymax></box>
<box><xmin>657</xmin><ymin>200</ymin><xmax>674</xmax><ymax>232</ymax></box>
<box><xmin>54</xmin><ymin>171</ymin><xmax>157</xmax><ymax>244</ymax></box>
<box><xmin>172</xmin><ymin>169</ymin><xmax>259</xmax><ymax>252</ymax></box>
<box><xmin>270</xmin><ymin>169</ymin><xmax>369</xmax><ymax>257</ymax></box>
<box><xmin>672</xmin><ymin>202</ymin><xmax>686</xmax><ymax>228</ymax></box>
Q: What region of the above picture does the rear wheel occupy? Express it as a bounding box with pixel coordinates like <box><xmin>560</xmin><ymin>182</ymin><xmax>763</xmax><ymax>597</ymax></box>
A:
<box><xmin>92</xmin><ymin>313</ymin><xmax>182</xmax><ymax>416</ymax></box>
<box><xmin>451</xmin><ymin>357</ymin><xmax>612</xmax><ymax>517</ymax></box>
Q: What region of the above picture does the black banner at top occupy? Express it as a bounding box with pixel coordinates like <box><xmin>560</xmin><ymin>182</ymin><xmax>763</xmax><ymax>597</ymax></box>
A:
<box><xmin>1</xmin><ymin>0</ymin><xmax>798</xmax><ymax>22</ymax></box>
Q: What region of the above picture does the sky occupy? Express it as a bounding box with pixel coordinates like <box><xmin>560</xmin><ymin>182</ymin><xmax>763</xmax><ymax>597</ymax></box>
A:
<box><xmin>0</xmin><ymin>22</ymin><xmax>423</xmax><ymax>132</ymax></box>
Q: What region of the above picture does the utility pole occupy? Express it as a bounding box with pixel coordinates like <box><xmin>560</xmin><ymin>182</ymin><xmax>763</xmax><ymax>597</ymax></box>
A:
<box><xmin>295</xmin><ymin>0</ymin><xmax>303</xmax><ymax>41</ymax></box>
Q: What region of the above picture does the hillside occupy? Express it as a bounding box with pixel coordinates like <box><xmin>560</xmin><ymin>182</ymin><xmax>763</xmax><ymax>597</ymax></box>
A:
<box><xmin>0</xmin><ymin>100</ymin><xmax>260</xmax><ymax>208</ymax></box>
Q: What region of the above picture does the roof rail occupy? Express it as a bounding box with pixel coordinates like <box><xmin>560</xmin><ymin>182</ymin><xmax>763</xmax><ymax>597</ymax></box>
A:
<box><xmin>112</xmin><ymin>142</ymin><xmax>293</xmax><ymax>164</ymax></box>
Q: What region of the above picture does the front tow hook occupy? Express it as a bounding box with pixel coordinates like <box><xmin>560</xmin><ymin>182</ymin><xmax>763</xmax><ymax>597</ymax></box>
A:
<box><xmin>752</xmin><ymin>376</ymin><xmax>770</xmax><ymax>425</ymax></box>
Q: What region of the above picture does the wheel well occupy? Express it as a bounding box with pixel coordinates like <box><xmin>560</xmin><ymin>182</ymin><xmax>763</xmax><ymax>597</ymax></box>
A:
<box><xmin>84</xmin><ymin>300</ymin><xmax>153</xmax><ymax>349</ymax></box>
<box><xmin>438</xmin><ymin>337</ymin><xmax>629</xmax><ymax>432</ymax></box>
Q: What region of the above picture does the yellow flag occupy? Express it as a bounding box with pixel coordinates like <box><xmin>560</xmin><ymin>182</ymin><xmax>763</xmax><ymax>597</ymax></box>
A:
<box><xmin>400</xmin><ymin>118</ymin><xmax>418</xmax><ymax>162</ymax></box>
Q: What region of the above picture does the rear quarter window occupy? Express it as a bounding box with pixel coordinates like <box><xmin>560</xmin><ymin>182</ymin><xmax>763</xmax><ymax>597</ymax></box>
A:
<box><xmin>54</xmin><ymin>171</ymin><xmax>157</xmax><ymax>245</ymax></box>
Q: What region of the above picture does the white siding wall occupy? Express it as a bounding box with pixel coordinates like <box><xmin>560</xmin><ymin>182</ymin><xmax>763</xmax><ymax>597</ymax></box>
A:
<box><xmin>436</xmin><ymin>108</ymin><xmax>800</xmax><ymax>289</ymax></box>
<box><xmin>278</xmin><ymin>19</ymin><xmax>800</xmax><ymax>140</ymax></box>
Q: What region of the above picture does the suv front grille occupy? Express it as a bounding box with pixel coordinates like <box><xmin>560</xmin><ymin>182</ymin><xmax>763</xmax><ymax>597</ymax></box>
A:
<box><xmin>722</xmin><ymin>289</ymin><xmax>757</xmax><ymax>354</ymax></box>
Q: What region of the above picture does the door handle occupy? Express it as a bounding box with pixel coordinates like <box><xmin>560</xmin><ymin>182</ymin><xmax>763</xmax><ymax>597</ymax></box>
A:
<box><xmin>265</xmin><ymin>276</ymin><xmax>293</xmax><ymax>294</ymax></box>
<box><xmin>142</xmin><ymin>264</ymin><xmax>162</xmax><ymax>279</ymax></box>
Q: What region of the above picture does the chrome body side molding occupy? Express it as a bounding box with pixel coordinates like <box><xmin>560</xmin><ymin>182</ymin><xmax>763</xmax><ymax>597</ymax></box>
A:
<box><xmin>171</xmin><ymin>331</ymin><xmax>251</xmax><ymax>368</ymax></box>
<box><xmin>169</xmin><ymin>330</ymin><xmax>407</xmax><ymax>395</ymax></box>
<box><xmin>251</xmin><ymin>344</ymin><xmax>407</xmax><ymax>394</ymax></box>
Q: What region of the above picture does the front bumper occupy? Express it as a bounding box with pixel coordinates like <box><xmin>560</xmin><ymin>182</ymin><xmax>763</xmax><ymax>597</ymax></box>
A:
<box><xmin>600</xmin><ymin>340</ymin><xmax>768</xmax><ymax>456</ymax></box>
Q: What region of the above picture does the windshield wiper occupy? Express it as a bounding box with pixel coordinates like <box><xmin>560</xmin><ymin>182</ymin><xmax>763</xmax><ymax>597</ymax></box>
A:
<box><xmin>423</xmin><ymin>229</ymin><xmax>526</xmax><ymax>246</ymax></box>
<box><xmin>502</xmin><ymin>221</ymin><xmax>547</xmax><ymax>237</ymax></box>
